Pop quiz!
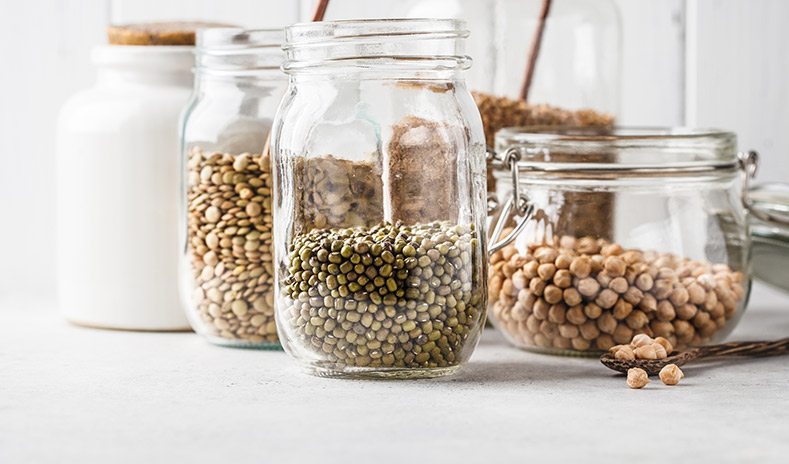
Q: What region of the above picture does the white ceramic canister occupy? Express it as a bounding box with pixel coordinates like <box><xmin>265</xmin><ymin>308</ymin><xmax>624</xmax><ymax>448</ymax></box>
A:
<box><xmin>56</xmin><ymin>44</ymin><xmax>193</xmax><ymax>330</ymax></box>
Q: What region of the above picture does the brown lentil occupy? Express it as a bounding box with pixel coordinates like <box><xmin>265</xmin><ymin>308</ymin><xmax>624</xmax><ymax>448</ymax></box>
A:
<box><xmin>186</xmin><ymin>147</ymin><xmax>277</xmax><ymax>345</ymax></box>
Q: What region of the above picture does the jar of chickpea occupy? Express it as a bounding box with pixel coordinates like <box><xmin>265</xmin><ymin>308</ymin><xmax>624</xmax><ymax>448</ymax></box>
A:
<box><xmin>486</xmin><ymin>128</ymin><xmax>768</xmax><ymax>355</ymax></box>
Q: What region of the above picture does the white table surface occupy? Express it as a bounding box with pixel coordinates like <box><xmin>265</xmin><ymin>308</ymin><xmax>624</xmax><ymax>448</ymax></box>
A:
<box><xmin>2</xmin><ymin>283</ymin><xmax>789</xmax><ymax>464</ymax></box>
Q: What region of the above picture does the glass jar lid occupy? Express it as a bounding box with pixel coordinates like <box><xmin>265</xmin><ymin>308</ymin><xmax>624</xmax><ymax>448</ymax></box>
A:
<box><xmin>493</xmin><ymin>126</ymin><xmax>739</xmax><ymax>174</ymax></box>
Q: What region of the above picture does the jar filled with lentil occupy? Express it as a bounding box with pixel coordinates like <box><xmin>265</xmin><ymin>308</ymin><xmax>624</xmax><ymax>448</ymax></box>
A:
<box><xmin>271</xmin><ymin>19</ymin><xmax>488</xmax><ymax>378</ymax></box>
<box><xmin>180</xmin><ymin>28</ymin><xmax>287</xmax><ymax>348</ymax></box>
<box><xmin>487</xmin><ymin>127</ymin><xmax>756</xmax><ymax>355</ymax></box>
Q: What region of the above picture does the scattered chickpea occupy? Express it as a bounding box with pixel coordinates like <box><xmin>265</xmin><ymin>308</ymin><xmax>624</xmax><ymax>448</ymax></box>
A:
<box><xmin>627</xmin><ymin>368</ymin><xmax>650</xmax><ymax>389</ymax></box>
<box><xmin>659</xmin><ymin>364</ymin><xmax>684</xmax><ymax>386</ymax></box>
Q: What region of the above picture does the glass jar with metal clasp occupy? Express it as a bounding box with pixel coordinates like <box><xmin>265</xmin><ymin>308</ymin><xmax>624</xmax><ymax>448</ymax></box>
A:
<box><xmin>486</xmin><ymin>127</ymin><xmax>789</xmax><ymax>356</ymax></box>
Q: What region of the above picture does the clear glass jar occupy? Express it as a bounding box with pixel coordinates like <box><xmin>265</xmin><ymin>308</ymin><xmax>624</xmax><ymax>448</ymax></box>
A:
<box><xmin>271</xmin><ymin>19</ymin><xmax>488</xmax><ymax>378</ymax></box>
<box><xmin>180</xmin><ymin>29</ymin><xmax>288</xmax><ymax>348</ymax></box>
<box><xmin>487</xmin><ymin>127</ymin><xmax>753</xmax><ymax>355</ymax></box>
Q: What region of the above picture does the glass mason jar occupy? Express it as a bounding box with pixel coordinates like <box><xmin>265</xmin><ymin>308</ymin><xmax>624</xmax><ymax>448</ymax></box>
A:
<box><xmin>271</xmin><ymin>19</ymin><xmax>488</xmax><ymax>378</ymax></box>
<box><xmin>487</xmin><ymin>127</ymin><xmax>755</xmax><ymax>355</ymax></box>
<box><xmin>180</xmin><ymin>29</ymin><xmax>288</xmax><ymax>348</ymax></box>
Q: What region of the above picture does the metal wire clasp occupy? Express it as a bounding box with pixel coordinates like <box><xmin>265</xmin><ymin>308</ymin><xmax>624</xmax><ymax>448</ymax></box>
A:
<box><xmin>487</xmin><ymin>147</ymin><xmax>533</xmax><ymax>254</ymax></box>
<box><xmin>739</xmin><ymin>150</ymin><xmax>789</xmax><ymax>227</ymax></box>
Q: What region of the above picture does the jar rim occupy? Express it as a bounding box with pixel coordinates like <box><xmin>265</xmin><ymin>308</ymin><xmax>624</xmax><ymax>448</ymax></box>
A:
<box><xmin>195</xmin><ymin>28</ymin><xmax>285</xmax><ymax>77</ymax></box>
<box><xmin>496</xmin><ymin>126</ymin><xmax>735</xmax><ymax>145</ymax></box>
<box><xmin>493</xmin><ymin>126</ymin><xmax>739</xmax><ymax>174</ymax></box>
<box><xmin>284</xmin><ymin>18</ymin><xmax>468</xmax><ymax>45</ymax></box>
<box><xmin>197</xmin><ymin>28</ymin><xmax>284</xmax><ymax>50</ymax></box>
<box><xmin>282</xmin><ymin>18</ymin><xmax>471</xmax><ymax>74</ymax></box>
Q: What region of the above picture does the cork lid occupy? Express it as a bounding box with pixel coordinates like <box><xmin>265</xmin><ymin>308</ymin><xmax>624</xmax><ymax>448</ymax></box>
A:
<box><xmin>108</xmin><ymin>21</ymin><xmax>234</xmax><ymax>46</ymax></box>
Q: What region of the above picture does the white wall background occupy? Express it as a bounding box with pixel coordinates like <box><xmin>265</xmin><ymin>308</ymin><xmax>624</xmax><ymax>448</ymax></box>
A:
<box><xmin>0</xmin><ymin>0</ymin><xmax>787</xmax><ymax>304</ymax></box>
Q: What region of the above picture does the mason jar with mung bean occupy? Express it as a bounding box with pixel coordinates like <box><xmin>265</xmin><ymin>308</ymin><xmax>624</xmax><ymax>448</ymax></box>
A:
<box><xmin>271</xmin><ymin>19</ymin><xmax>489</xmax><ymax>378</ymax></box>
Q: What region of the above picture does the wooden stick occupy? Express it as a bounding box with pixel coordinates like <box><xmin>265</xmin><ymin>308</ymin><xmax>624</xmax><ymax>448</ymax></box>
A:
<box><xmin>311</xmin><ymin>0</ymin><xmax>330</xmax><ymax>22</ymax></box>
<box><xmin>519</xmin><ymin>0</ymin><xmax>552</xmax><ymax>101</ymax></box>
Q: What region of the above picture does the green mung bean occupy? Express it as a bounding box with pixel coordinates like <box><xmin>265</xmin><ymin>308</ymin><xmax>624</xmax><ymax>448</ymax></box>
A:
<box><xmin>284</xmin><ymin>221</ymin><xmax>484</xmax><ymax>369</ymax></box>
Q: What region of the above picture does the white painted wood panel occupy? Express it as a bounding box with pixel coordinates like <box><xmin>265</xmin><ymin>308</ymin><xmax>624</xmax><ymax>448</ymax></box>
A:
<box><xmin>687</xmin><ymin>0</ymin><xmax>789</xmax><ymax>183</ymax></box>
<box><xmin>615</xmin><ymin>0</ymin><xmax>686</xmax><ymax>125</ymax></box>
<box><xmin>0</xmin><ymin>0</ymin><xmax>108</xmax><ymax>299</ymax></box>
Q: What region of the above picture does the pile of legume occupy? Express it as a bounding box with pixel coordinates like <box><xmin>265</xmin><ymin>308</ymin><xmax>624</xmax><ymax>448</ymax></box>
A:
<box><xmin>282</xmin><ymin>221</ymin><xmax>485</xmax><ymax>369</ymax></box>
<box><xmin>488</xmin><ymin>234</ymin><xmax>746</xmax><ymax>352</ymax></box>
<box><xmin>187</xmin><ymin>146</ymin><xmax>277</xmax><ymax>344</ymax></box>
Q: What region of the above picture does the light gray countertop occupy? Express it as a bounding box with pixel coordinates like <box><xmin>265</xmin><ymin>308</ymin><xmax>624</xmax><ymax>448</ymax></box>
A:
<box><xmin>2</xmin><ymin>282</ymin><xmax>788</xmax><ymax>464</ymax></box>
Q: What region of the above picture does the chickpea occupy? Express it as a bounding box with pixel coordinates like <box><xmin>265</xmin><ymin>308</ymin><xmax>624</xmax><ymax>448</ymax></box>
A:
<box><xmin>571</xmin><ymin>337</ymin><xmax>591</xmax><ymax>351</ymax></box>
<box><xmin>553</xmin><ymin>269</ymin><xmax>573</xmax><ymax>288</ymax></box>
<box><xmin>604</xmin><ymin>256</ymin><xmax>626</xmax><ymax>277</ymax></box>
<box><xmin>558</xmin><ymin>323</ymin><xmax>580</xmax><ymax>339</ymax></box>
<box><xmin>687</xmin><ymin>283</ymin><xmax>706</xmax><ymax>304</ymax></box>
<box><xmin>629</xmin><ymin>333</ymin><xmax>651</xmax><ymax>347</ymax></box>
<box><xmin>652</xmin><ymin>342</ymin><xmax>668</xmax><ymax>359</ymax></box>
<box><xmin>533</xmin><ymin>298</ymin><xmax>550</xmax><ymax>320</ymax></box>
<box><xmin>613</xmin><ymin>324</ymin><xmax>634</xmax><ymax>344</ymax></box>
<box><xmin>563</xmin><ymin>287</ymin><xmax>583</xmax><ymax>307</ymax></box>
<box><xmin>578</xmin><ymin>277</ymin><xmax>601</xmax><ymax>298</ymax></box>
<box><xmin>614</xmin><ymin>345</ymin><xmax>635</xmax><ymax>360</ymax></box>
<box><xmin>548</xmin><ymin>303</ymin><xmax>567</xmax><ymax>324</ymax></box>
<box><xmin>634</xmin><ymin>344</ymin><xmax>658</xmax><ymax>360</ymax></box>
<box><xmin>579</xmin><ymin>320</ymin><xmax>601</xmax><ymax>341</ymax></box>
<box><xmin>669</xmin><ymin>287</ymin><xmax>690</xmax><ymax>306</ymax></box>
<box><xmin>537</xmin><ymin>262</ymin><xmax>557</xmax><ymax>280</ymax></box>
<box><xmin>596</xmin><ymin>312</ymin><xmax>617</xmax><ymax>335</ymax></box>
<box><xmin>569</xmin><ymin>256</ymin><xmax>592</xmax><ymax>278</ymax></box>
<box><xmin>625</xmin><ymin>310</ymin><xmax>649</xmax><ymax>330</ymax></box>
<box><xmin>584</xmin><ymin>302</ymin><xmax>603</xmax><ymax>320</ymax></box>
<box><xmin>609</xmin><ymin>276</ymin><xmax>629</xmax><ymax>294</ymax></box>
<box><xmin>659</xmin><ymin>364</ymin><xmax>684</xmax><ymax>386</ymax></box>
<box><xmin>627</xmin><ymin>368</ymin><xmax>650</xmax><ymax>389</ymax></box>
<box><xmin>657</xmin><ymin>300</ymin><xmax>676</xmax><ymax>321</ymax></box>
<box><xmin>543</xmin><ymin>285</ymin><xmax>563</xmax><ymax>305</ymax></box>
<box><xmin>654</xmin><ymin>336</ymin><xmax>674</xmax><ymax>354</ymax></box>
<box><xmin>596</xmin><ymin>335</ymin><xmax>615</xmax><ymax>351</ymax></box>
<box><xmin>635</xmin><ymin>272</ymin><xmax>654</xmax><ymax>291</ymax></box>
<box><xmin>566</xmin><ymin>305</ymin><xmax>587</xmax><ymax>325</ymax></box>
<box><xmin>555</xmin><ymin>253</ymin><xmax>573</xmax><ymax>270</ymax></box>
<box><xmin>613</xmin><ymin>299</ymin><xmax>633</xmax><ymax>320</ymax></box>
<box><xmin>523</xmin><ymin>260</ymin><xmax>539</xmax><ymax>279</ymax></box>
<box><xmin>511</xmin><ymin>270</ymin><xmax>527</xmax><ymax>290</ymax></box>
<box><xmin>595</xmin><ymin>289</ymin><xmax>618</xmax><ymax>309</ymax></box>
<box><xmin>529</xmin><ymin>277</ymin><xmax>546</xmax><ymax>295</ymax></box>
<box><xmin>623</xmin><ymin>286</ymin><xmax>644</xmax><ymax>305</ymax></box>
